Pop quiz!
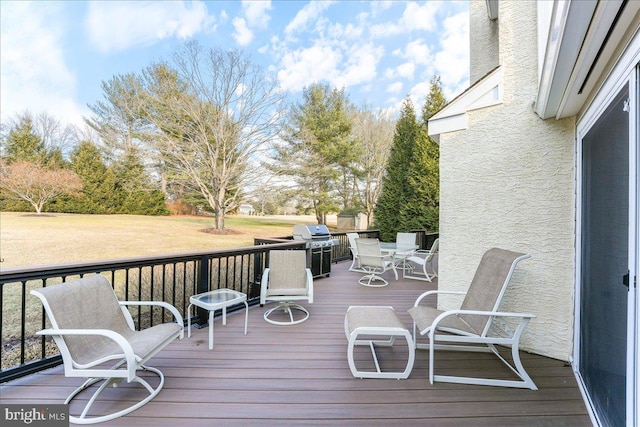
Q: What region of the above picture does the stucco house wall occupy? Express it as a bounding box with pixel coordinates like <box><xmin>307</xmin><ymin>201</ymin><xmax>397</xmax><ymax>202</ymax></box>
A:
<box><xmin>438</xmin><ymin>0</ymin><xmax>576</xmax><ymax>361</ymax></box>
<box><xmin>469</xmin><ymin>1</ymin><xmax>499</xmax><ymax>83</ymax></box>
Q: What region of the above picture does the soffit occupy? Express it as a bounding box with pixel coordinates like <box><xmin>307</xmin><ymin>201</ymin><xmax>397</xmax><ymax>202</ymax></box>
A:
<box><xmin>428</xmin><ymin>66</ymin><xmax>503</xmax><ymax>139</ymax></box>
<box><xmin>536</xmin><ymin>0</ymin><xmax>640</xmax><ymax>120</ymax></box>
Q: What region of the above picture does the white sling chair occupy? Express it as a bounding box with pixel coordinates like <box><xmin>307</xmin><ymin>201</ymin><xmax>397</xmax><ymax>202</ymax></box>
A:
<box><xmin>355</xmin><ymin>238</ymin><xmax>398</xmax><ymax>287</ymax></box>
<box><xmin>260</xmin><ymin>250</ymin><xmax>314</xmax><ymax>325</ymax></box>
<box><xmin>404</xmin><ymin>238</ymin><xmax>439</xmax><ymax>282</ymax></box>
<box><xmin>346</xmin><ymin>232</ymin><xmax>365</xmax><ymax>272</ymax></box>
<box><xmin>408</xmin><ymin>248</ymin><xmax>537</xmax><ymax>390</ymax></box>
<box><xmin>394</xmin><ymin>232</ymin><xmax>418</xmax><ymax>270</ymax></box>
<box><xmin>30</xmin><ymin>275</ymin><xmax>184</xmax><ymax>424</ymax></box>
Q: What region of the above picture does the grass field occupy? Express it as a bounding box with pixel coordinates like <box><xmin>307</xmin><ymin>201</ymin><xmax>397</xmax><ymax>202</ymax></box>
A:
<box><xmin>0</xmin><ymin>212</ymin><xmax>323</xmax><ymax>270</ymax></box>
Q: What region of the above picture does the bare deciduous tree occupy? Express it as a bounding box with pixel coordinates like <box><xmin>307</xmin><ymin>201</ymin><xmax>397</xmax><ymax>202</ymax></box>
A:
<box><xmin>351</xmin><ymin>108</ymin><xmax>395</xmax><ymax>227</ymax></box>
<box><xmin>0</xmin><ymin>160</ymin><xmax>83</xmax><ymax>214</ymax></box>
<box><xmin>34</xmin><ymin>111</ymin><xmax>77</xmax><ymax>159</ymax></box>
<box><xmin>140</xmin><ymin>42</ymin><xmax>284</xmax><ymax>229</ymax></box>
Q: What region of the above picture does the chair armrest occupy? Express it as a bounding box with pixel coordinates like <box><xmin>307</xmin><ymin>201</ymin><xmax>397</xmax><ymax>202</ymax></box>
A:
<box><xmin>429</xmin><ymin>309</ymin><xmax>536</xmax><ymax>338</ymax></box>
<box><xmin>119</xmin><ymin>301</ymin><xmax>184</xmax><ymax>338</ymax></box>
<box><xmin>37</xmin><ymin>328</ymin><xmax>138</xmax><ymax>381</ymax></box>
<box><xmin>412</xmin><ymin>249</ymin><xmax>433</xmax><ymax>257</ymax></box>
<box><xmin>260</xmin><ymin>268</ymin><xmax>271</xmax><ymax>305</ymax></box>
<box><xmin>414</xmin><ymin>290</ymin><xmax>466</xmax><ymax>306</ymax></box>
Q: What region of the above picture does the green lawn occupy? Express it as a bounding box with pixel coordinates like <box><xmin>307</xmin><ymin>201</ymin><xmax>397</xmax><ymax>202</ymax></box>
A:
<box><xmin>0</xmin><ymin>212</ymin><xmax>318</xmax><ymax>270</ymax></box>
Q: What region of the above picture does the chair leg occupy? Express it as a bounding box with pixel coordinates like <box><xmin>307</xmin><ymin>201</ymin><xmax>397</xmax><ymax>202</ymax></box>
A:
<box><xmin>359</xmin><ymin>273</ymin><xmax>388</xmax><ymax>287</ymax></box>
<box><xmin>423</xmin><ymin>321</ymin><xmax>537</xmax><ymax>390</ymax></box>
<box><xmin>349</xmin><ymin>258</ymin><xmax>362</xmax><ymax>272</ymax></box>
<box><xmin>264</xmin><ymin>302</ymin><xmax>310</xmax><ymax>325</ymax></box>
<box><xmin>403</xmin><ymin>262</ymin><xmax>434</xmax><ymax>282</ymax></box>
<box><xmin>67</xmin><ymin>365</ymin><xmax>165</xmax><ymax>424</ymax></box>
<box><xmin>428</xmin><ymin>331</ymin><xmax>436</xmax><ymax>385</ymax></box>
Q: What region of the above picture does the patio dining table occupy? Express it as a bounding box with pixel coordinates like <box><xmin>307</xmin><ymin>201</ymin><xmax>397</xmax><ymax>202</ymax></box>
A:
<box><xmin>380</xmin><ymin>242</ymin><xmax>418</xmax><ymax>270</ymax></box>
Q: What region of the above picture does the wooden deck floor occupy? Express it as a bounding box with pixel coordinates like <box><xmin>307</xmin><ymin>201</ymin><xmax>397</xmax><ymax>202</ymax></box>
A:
<box><xmin>1</xmin><ymin>261</ymin><xmax>591</xmax><ymax>426</ymax></box>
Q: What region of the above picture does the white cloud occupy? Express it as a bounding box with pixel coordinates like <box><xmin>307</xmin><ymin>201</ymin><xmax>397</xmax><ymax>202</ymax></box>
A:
<box><xmin>370</xmin><ymin>1</ymin><xmax>393</xmax><ymax>17</ymax></box>
<box><xmin>434</xmin><ymin>11</ymin><xmax>469</xmax><ymax>99</ymax></box>
<box><xmin>400</xmin><ymin>1</ymin><xmax>442</xmax><ymax>32</ymax></box>
<box><xmin>326</xmin><ymin>22</ymin><xmax>364</xmax><ymax>40</ymax></box>
<box><xmin>383</xmin><ymin>62</ymin><xmax>415</xmax><ymax>80</ymax></box>
<box><xmin>85</xmin><ymin>1</ymin><xmax>213</xmax><ymax>53</ymax></box>
<box><xmin>0</xmin><ymin>1</ymin><xmax>85</xmax><ymax>126</ymax></box>
<box><xmin>369</xmin><ymin>22</ymin><xmax>401</xmax><ymax>39</ymax></box>
<box><xmin>242</xmin><ymin>0</ymin><xmax>272</xmax><ymax>29</ymax></box>
<box><xmin>403</xmin><ymin>39</ymin><xmax>432</xmax><ymax>66</ymax></box>
<box><xmin>232</xmin><ymin>17</ymin><xmax>254</xmax><ymax>46</ymax></box>
<box><xmin>397</xmin><ymin>62</ymin><xmax>416</xmax><ymax>79</ymax></box>
<box><xmin>276</xmin><ymin>38</ymin><xmax>383</xmax><ymax>94</ymax></box>
<box><xmin>277</xmin><ymin>42</ymin><xmax>342</xmax><ymax>92</ymax></box>
<box><xmin>386</xmin><ymin>82</ymin><xmax>403</xmax><ymax>94</ymax></box>
<box><xmin>284</xmin><ymin>1</ymin><xmax>334</xmax><ymax>37</ymax></box>
<box><xmin>370</xmin><ymin>1</ymin><xmax>442</xmax><ymax>38</ymax></box>
<box><xmin>408</xmin><ymin>80</ymin><xmax>431</xmax><ymax>109</ymax></box>
<box><xmin>338</xmin><ymin>43</ymin><xmax>384</xmax><ymax>88</ymax></box>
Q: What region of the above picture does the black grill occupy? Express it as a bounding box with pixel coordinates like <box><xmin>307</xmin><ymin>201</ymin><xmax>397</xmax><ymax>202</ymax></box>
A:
<box><xmin>292</xmin><ymin>224</ymin><xmax>335</xmax><ymax>278</ymax></box>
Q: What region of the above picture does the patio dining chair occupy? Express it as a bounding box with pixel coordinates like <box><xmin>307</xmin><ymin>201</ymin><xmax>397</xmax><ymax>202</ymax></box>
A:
<box><xmin>355</xmin><ymin>238</ymin><xmax>398</xmax><ymax>287</ymax></box>
<box><xmin>30</xmin><ymin>275</ymin><xmax>184</xmax><ymax>424</ymax></box>
<box><xmin>394</xmin><ymin>232</ymin><xmax>418</xmax><ymax>270</ymax></box>
<box><xmin>346</xmin><ymin>232</ymin><xmax>365</xmax><ymax>272</ymax></box>
<box><xmin>404</xmin><ymin>238</ymin><xmax>439</xmax><ymax>282</ymax></box>
<box><xmin>408</xmin><ymin>248</ymin><xmax>537</xmax><ymax>390</ymax></box>
<box><xmin>260</xmin><ymin>250</ymin><xmax>314</xmax><ymax>325</ymax></box>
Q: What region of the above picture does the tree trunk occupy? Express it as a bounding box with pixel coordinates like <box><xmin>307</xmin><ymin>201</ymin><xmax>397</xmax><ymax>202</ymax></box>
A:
<box><xmin>215</xmin><ymin>211</ymin><xmax>224</xmax><ymax>229</ymax></box>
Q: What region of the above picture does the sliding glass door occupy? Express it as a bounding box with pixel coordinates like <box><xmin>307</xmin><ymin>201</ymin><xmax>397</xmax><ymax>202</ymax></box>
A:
<box><xmin>580</xmin><ymin>84</ymin><xmax>629</xmax><ymax>427</ymax></box>
<box><xmin>577</xmin><ymin>65</ymin><xmax>638</xmax><ymax>427</ymax></box>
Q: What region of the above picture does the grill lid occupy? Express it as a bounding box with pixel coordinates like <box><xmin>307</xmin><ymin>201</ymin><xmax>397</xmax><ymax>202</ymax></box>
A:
<box><xmin>292</xmin><ymin>224</ymin><xmax>331</xmax><ymax>240</ymax></box>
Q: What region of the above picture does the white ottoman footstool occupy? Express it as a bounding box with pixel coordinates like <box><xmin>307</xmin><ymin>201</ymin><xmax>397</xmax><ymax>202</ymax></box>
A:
<box><xmin>344</xmin><ymin>306</ymin><xmax>415</xmax><ymax>379</ymax></box>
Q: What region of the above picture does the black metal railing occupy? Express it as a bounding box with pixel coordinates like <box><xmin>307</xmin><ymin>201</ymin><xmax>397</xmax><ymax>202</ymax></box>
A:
<box><xmin>410</xmin><ymin>230</ymin><xmax>439</xmax><ymax>251</ymax></box>
<box><xmin>0</xmin><ymin>228</ymin><xmax>436</xmax><ymax>384</ymax></box>
<box><xmin>0</xmin><ymin>240</ymin><xmax>304</xmax><ymax>383</ymax></box>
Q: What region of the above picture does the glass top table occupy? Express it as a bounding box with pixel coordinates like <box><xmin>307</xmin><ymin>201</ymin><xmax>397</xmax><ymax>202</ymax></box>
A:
<box><xmin>380</xmin><ymin>242</ymin><xmax>419</xmax><ymax>271</ymax></box>
<box><xmin>379</xmin><ymin>242</ymin><xmax>418</xmax><ymax>254</ymax></box>
<box><xmin>187</xmin><ymin>289</ymin><xmax>248</xmax><ymax>350</ymax></box>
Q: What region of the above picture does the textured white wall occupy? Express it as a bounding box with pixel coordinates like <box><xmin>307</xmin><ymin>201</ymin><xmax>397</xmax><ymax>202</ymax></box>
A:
<box><xmin>470</xmin><ymin>0</ymin><xmax>499</xmax><ymax>84</ymax></box>
<box><xmin>438</xmin><ymin>0</ymin><xmax>577</xmax><ymax>361</ymax></box>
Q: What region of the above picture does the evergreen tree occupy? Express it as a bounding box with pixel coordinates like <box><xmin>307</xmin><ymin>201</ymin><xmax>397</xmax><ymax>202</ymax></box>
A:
<box><xmin>2</xmin><ymin>114</ymin><xmax>47</xmax><ymax>164</ymax></box>
<box><xmin>112</xmin><ymin>152</ymin><xmax>169</xmax><ymax>215</ymax></box>
<box><xmin>402</xmin><ymin>76</ymin><xmax>447</xmax><ymax>232</ymax></box>
<box><xmin>66</xmin><ymin>141</ymin><xmax>118</xmax><ymax>213</ymax></box>
<box><xmin>275</xmin><ymin>82</ymin><xmax>355</xmax><ymax>223</ymax></box>
<box><xmin>373</xmin><ymin>97</ymin><xmax>419</xmax><ymax>241</ymax></box>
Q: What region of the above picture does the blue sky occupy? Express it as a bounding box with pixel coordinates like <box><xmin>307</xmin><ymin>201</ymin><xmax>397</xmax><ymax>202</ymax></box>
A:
<box><xmin>0</xmin><ymin>1</ymin><xmax>469</xmax><ymax>128</ymax></box>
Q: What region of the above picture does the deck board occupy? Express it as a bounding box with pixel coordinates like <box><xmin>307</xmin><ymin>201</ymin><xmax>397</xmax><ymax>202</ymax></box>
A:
<box><xmin>0</xmin><ymin>260</ymin><xmax>590</xmax><ymax>425</ymax></box>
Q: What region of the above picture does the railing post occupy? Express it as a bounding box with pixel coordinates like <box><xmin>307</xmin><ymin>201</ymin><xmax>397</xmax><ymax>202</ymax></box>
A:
<box><xmin>195</xmin><ymin>255</ymin><xmax>210</xmax><ymax>325</ymax></box>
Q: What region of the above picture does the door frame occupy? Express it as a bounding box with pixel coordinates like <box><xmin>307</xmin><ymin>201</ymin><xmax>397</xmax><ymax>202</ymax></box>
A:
<box><xmin>574</xmin><ymin>32</ymin><xmax>639</xmax><ymax>426</ymax></box>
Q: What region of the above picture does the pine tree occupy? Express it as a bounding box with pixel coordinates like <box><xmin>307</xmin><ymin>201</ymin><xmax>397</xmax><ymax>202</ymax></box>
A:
<box><xmin>275</xmin><ymin>82</ymin><xmax>355</xmax><ymax>223</ymax></box>
<box><xmin>3</xmin><ymin>114</ymin><xmax>47</xmax><ymax>164</ymax></box>
<box><xmin>67</xmin><ymin>141</ymin><xmax>118</xmax><ymax>213</ymax></box>
<box><xmin>401</xmin><ymin>76</ymin><xmax>447</xmax><ymax>232</ymax></box>
<box><xmin>112</xmin><ymin>152</ymin><xmax>169</xmax><ymax>215</ymax></box>
<box><xmin>373</xmin><ymin>97</ymin><xmax>419</xmax><ymax>241</ymax></box>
